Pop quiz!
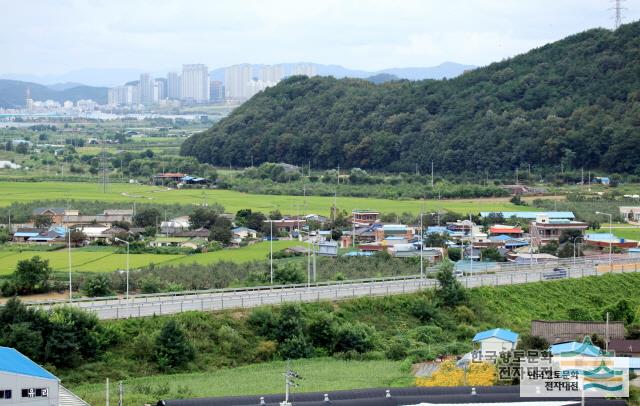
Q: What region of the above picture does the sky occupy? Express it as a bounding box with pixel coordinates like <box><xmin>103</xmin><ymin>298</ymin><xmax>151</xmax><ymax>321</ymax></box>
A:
<box><xmin>0</xmin><ymin>0</ymin><xmax>638</xmax><ymax>76</ymax></box>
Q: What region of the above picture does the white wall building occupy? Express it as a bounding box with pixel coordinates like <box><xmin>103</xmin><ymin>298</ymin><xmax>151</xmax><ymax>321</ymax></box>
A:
<box><xmin>472</xmin><ymin>328</ymin><xmax>519</xmax><ymax>358</ymax></box>
<box><xmin>0</xmin><ymin>346</ymin><xmax>89</xmax><ymax>406</ymax></box>
<box><xmin>138</xmin><ymin>72</ymin><xmax>154</xmax><ymax>104</ymax></box>
<box><xmin>224</xmin><ymin>63</ymin><xmax>252</xmax><ymax>100</ymax></box>
<box><xmin>181</xmin><ymin>64</ymin><xmax>209</xmax><ymax>103</ymax></box>
<box><xmin>167</xmin><ymin>71</ymin><xmax>181</xmax><ymax>99</ymax></box>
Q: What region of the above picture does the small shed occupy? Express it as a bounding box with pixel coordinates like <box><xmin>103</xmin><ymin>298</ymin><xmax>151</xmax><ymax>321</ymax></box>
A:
<box><xmin>472</xmin><ymin>328</ymin><xmax>519</xmax><ymax>356</ymax></box>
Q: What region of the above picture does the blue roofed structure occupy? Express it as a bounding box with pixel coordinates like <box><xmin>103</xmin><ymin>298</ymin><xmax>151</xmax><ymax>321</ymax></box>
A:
<box><xmin>550</xmin><ymin>341</ymin><xmax>602</xmax><ymax>357</ymax></box>
<box><xmin>472</xmin><ymin>328</ymin><xmax>519</xmax><ymax>343</ymax></box>
<box><xmin>0</xmin><ymin>346</ymin><xmax>58</xmax><ymax>380</ymax></box>
<box><xmin>479</xmin><ymin>211</ymin><xmax>575</xmax><ymax>220</ymax></box>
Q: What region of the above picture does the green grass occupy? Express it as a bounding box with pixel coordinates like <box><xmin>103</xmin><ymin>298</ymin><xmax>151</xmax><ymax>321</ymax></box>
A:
<box><xmin>0</xmin><ymin>240</ymin><xmax>301</xmax><ymax>275</ymax></box>
<box><xmin>70</xmin><ymin>358</ymin><xmax>412</xmax><ymax>406</ymax></box>
<box><xmin>0</xmin><ymin>181</ymin><xmax>524</xmax><ymax>216</ymax></box>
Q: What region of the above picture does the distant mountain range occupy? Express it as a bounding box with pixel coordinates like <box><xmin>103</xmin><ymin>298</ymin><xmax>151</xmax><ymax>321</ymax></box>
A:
<box><xmin>0</xmin><ymin>62</ymin><xmax>475</xmax><ymax>90</ymax></box>
<box><xmin>208</xmin><ymin>62</ymin><xmax>475</xmax><ymax>82</ymax></box>
<box><xmin>0</xmin><ymin>80</ymin><xmax>108</xmax><ymax>108</ymax></box>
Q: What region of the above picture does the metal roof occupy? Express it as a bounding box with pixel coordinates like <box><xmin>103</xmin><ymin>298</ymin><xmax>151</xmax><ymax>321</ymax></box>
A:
<box><xmin>480</xmin><ymin>211</ymin><xmax>575</xmax><ymax>219</ymax></box>
<box><xmin>472</xmin><ymin>328</ymin><xmax>519</xmax><ymax>343</ymax></box>
<box><xmin>550</xmin><ymin>341</ymin><xmax>602</xmax><ymax>357</ymax></box>
<box><xmin>0</xmin><ymin>347</ymin><xmax>57</xmax><ymax>380</ymax></box>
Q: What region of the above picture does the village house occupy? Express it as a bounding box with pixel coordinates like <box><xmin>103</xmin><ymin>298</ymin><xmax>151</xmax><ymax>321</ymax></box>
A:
<box><xmin>529</xmin><ymin>214</ymin><xmax>588</xmax><ymax>247</ymax></box>
<box><xmin>619</xmin><ymin>206</ymin><xmax>640</xmax><ymax>222</ymax></box>
<box><xmin>351</xmin><ymin>209</ymin><xmax>380</xmax><ymax>226</ymax></box>
<box><xmin>32</xmin><ymin>208</ymin><xmax>78</xmax><ymax>225</ymax></box>
<box><xmin>584</xmin><ymin>233</ymin><xmax>638</xmax><ymax>249</ymax></box>
<box><xmin>472</xmin><ymin>328</ymin><xmax>519</xmax><ymax>358</ymax></box>
<box><xmin>160</xmin><ymin>216</ymin><xmax>190</xmax><ymax>234</ymax></box>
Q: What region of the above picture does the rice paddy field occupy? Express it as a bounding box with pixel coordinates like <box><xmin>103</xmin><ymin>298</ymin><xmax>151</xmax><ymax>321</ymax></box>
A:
<box><xmin>0</xmin><ymin>240</ymin><xmax>301</xmax><ymax>275</ymax></box>
<box><xmin>70</xmin><ymin>358</ymin><xmax>412</xmax><ymax>406</ymax></box>
<box><xmin>0</xmin><ymin>181</ymin><xmax>524</xmax><ymax>216</ymax></box>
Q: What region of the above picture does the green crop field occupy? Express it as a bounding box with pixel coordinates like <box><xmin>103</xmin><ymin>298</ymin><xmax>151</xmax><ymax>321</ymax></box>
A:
<box><xmin>0</xmin><ymin>240</ymin><xmax>301</xmax><ymax>275</ymax></box>
<box><xmin>0</xmin><ymin>181</ymin><xmax>524</xmax><ymax>216</ymax></box>
<box><xmin>70</xmin><ymin>358</ymin><xmax>412</xmax><ymax>406</ymax></box>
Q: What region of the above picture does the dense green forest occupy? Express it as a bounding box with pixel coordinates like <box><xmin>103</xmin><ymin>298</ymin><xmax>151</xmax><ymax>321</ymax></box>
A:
<box><xmin>182</xmin><ymin>22</ymin><xmax>640</xmax><ymax>176</ymax></box>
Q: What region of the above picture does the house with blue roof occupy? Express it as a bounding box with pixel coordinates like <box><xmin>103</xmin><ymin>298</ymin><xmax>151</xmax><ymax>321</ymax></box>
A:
<box><xmin>0</xmin><ymin>346</ymin><xmax>88</xmax><ymax>405</ymax></box>
<box><xmin>550</xmin><ymin>341</ymin><xmax>602</xmax><ymax>357</ymax></box>
<box><xmin>472</xmin><ymin>328</ymin><xmax>519</xmax><ymax>357</ymax></box>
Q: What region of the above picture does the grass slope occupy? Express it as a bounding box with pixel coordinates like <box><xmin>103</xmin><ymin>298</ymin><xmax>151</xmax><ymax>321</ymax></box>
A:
<box><xmin>71</xmin><ymin>358</ymin><xmax>412</xmax><ymax>406</ymax></box>
<box><xmin>0</xmin><ymin>181</ymin><xmax>523</xmax><ymax>216</ymax></box>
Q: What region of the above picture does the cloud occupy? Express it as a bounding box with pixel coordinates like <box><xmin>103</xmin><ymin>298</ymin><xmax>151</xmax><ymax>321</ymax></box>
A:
<box><xmin>0</xmin><ymin>0</ymin><xmax>637</xmax><ymax>75</ymax></box>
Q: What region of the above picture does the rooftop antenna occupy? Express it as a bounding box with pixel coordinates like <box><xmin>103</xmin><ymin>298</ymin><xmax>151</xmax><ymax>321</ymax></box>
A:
<box><xmin>612</xmin><ymin>0</ymin><xmax>625</xmax><ymax>29</ymax></box>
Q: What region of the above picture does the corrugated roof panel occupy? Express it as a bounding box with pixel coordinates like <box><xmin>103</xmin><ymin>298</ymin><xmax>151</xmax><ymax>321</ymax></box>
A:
<box><xmin>0</xmin><ymin>347</ymin><xmax>57</xmax><ymax>380</ymax></box>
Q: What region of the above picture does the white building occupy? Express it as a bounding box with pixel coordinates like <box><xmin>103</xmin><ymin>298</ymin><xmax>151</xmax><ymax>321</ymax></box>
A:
<box><xmin>0</xmin><ymin>346</ymin><xmax>89</xmax><ymax>406</ymax></box>
<box><xmin>107</xmin><ymin>85</ymin><xmax>138</xmax><ymax>106</ymax></box>
<box><xmin>167</xmin><ymin>71</ymin><xmax>181</xmax><ymax>99</ymax></box>
<box><xmin>181</xmin><ymin>64</ymin><xmax>209</xmax><ymax>103</ymax></box>
<box><xmin>472</xmin><ymin>328</ymin><xmax>519</xmax><ymax>358</ymax></box>
<box><xmin>224</xmin><ymin>63</ymin><xmax>252</xmax><ymax>100</ymax></box>
<box><xmin>292</xmin><ymin>63</ymin><xmax>317</xmax><ymax>77</ymax></box>
<box><xmin>260</xmin><ymin>64</ymin><xmax>284</xmax><ymax>83</ymax></box>
<box><xmin>138</xmin><ymin>72</ymin><xmax>154</xmax><ymax>104</ymax></box>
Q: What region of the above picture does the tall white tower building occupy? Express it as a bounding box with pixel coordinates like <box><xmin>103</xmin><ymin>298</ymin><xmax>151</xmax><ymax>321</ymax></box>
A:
<box><xmin>167</xmin><ymin>72</ymin><xmax>181</xmax><ymax>99</ymax></box>
<box><xmin>181</xmin><ymin>64</ymin><xmax>209</xmax><ymax>103</ymax></box>
<box><xmin>224</xmin><ymin>64</ymin><xmax>252</xmax><ymax>100</ymax></box>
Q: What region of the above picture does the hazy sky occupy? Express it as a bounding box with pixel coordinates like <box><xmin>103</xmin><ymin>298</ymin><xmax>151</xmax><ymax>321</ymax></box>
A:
<box><xmin>1</xmin><ymin>0</ymin><xmax>637</xmax><ymax>75</ymax></box>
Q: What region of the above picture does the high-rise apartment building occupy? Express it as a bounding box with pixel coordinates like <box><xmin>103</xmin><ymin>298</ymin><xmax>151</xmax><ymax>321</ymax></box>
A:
<box><xmin>167</xmin><ymin>72</ymin><xmax>181</xmax><ymax>99</ymax></box>
<box><xmin>108</xmin><ymin>85</ymin><xmax>138</xmax><ymax>106</ymax></box>
<box><xmin>292</xmin><ymin>63</ymin><xmax>317</xmax><ymax>77</ymax></box>
<box><xmin>260</xmin><ymin>64</ymin><xmax>284</xmax><ymax>83</ymax></box>
<box><xmin>138</xmin><ymin>73</ymin><xmax>154</xmax><ymax>104</ymax></box>
<box><xmin>224</xmin><ymin>64</ymin><xmax>252</xmax><ymax>100</ymax></box>
<box><xmin>181</xmin><ymin>64</ymin><xmax>209</xmax><ymax>103</ymax></box>
<box><xmin>209</xmin><ymin>80</ymin><xmax>225</xmax><ymax>102</ymax></box>
<box><xmin>153</xmin><ymin>79</ymin><xmax>166</xmax><ymax>102</ymax></box>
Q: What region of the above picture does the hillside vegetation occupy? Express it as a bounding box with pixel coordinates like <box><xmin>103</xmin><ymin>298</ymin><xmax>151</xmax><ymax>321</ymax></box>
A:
<box><xmin>182</xmin><ymin>22</ymin><xmax>640</xmax><ymax>175</ymax></box>
<box><xmin>0</xmin><ymin>79</ymin><xmax>107</xmax><ymax>108</ymax></box>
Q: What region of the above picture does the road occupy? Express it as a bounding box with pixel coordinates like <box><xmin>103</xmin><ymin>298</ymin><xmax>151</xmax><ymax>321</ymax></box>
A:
<box><xmin>27</xmin><ymin>256</ymin><xmax>640</xmax><ymax>320</ymax></box>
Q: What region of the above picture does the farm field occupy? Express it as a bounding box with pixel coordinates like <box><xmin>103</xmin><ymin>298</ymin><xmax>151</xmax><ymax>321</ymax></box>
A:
<box><xmin>70</xmin><ymin>358</ymin><xmax>412</xmax><ymax>406</ymax></box>
<box><xmin>0</xmin><ymin>181</ymin><xmax>526</xmax><ymax>216</ymax></box>
<box><xmin>0</xmin><ymin>240</ymin><xmax>300</xmax><ymax>275</ymax></box>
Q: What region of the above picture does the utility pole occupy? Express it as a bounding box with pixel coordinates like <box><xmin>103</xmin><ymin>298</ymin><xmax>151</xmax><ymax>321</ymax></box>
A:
<box><xmin>68</xmin><ymin>227</ymin><xmax>72</xmax><ymax>303</ymax></box>
<box><xmin>515</xmin><ymin>167</ymin><xmax>519</xmax><ymax>185</ymax></box>
<box><xmin>105</xmin><ymin>378</ymin><xmax>109</xmax><ymax>406</ymax></box>
<box><xmin>419</xmin><ymin>210</ymin><xmax>424</xmax><ymax>279</ymax></box>
<box><xmin>118</xmin><ymin>381</ymin><xmax>123</xmax><ymax>406</ymax></box>
<box><xmin>431</xmin><ymin>160</ymin><xmax>434</xmax><ymax>187</ymax></box>
<box><xmin>605</xmin><ymin>312</ymin><xmax>610</xmax><ymax>353</ymax></box>
<box><xmin>270</xmin><ymin>220</ymin><xmax>274</xmax><ymax>284</ymax></box>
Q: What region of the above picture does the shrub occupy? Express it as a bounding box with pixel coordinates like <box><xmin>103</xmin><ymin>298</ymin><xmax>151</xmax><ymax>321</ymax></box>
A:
<box><xmin>83</xmin><ymin>274</ymin><xmax>113</xmax><ymax>297</ymax></box>
<box><xmin>247</xmin><ymin>308</ymin><xmax>279</xmax><ymax>340</ymax></box>
<box><xmin>333</xmin><ymin>322</ymin><xmax>375</xmax><ymax>354</ymax></box>
<box><xmin>278</xmin><ymin>334</ymin><xmax>314</xmax><ymax>359</ymax></box>
<box><xmin>155</xmin><ymin>320</ymin><xmax>195</xmax><ymax>371</ymax></box>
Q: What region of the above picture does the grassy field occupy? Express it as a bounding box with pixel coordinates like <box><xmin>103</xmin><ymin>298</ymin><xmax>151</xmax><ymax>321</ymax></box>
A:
<box><xmin>0</xmin><ymin>240</ymin><xmax>300</xmax><ymax>275</ymax></box>
<box><xmin>70</xmin><ymin>358</ymin><xmax>412</xmax><ymax>406</ymax></box>
<box><xmin>0</xmin><ymin>181</ymin><xmax>525</xmax><ymax>216</ymax></box>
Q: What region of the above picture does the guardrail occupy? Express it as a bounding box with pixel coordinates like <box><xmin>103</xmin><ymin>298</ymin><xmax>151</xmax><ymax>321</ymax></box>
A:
<box><xmin>27</xmin><ymin>261</ymin><xmax>640</xmax><ymax>320</ymax></box>
<box><xmin>14</xmin><ymin>254</ymin><xmax>640</xmax><ymax>308</ymax></box>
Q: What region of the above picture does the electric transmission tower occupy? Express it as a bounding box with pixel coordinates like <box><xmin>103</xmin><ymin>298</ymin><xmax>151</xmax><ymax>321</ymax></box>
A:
<box><xmin>612</xmin><ymin>0</ymin><xmax>625</xmax><ymax>29</ymax></box>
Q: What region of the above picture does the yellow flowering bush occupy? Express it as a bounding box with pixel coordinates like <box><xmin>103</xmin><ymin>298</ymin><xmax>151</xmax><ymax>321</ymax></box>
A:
<box><xmin>415</xmin><ymin>360</ymin><xmax>497</xmax><ymax>387</ymax></box>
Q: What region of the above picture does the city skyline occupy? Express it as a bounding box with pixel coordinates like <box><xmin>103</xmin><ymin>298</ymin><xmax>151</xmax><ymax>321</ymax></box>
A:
<box><xmin>1</xmin><ymin>0</ymin><xmax>638</xmax><ymax>78</ymax></box>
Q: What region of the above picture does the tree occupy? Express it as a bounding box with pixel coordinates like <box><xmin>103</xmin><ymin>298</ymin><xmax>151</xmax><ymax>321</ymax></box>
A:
<box><xmin>13</xmin><ymin>256</ymin><xmax>52</xmax><ymax>294</ymax></box>
<box><xmin>83</xmin><ymin>274</ymin><xmax>113</xmax><ymax>297</ymax></box>
<box><xmin>539</xmin><ymin>241</ymin><xmax>559</xmax><ymax>256</ymax></box>
<box><xmin>33</xmin><ymin>215</ymin><xmax>52</xmax><ymax>228</ymax></box>
<box><xmin>209</xmin><ymin>217</ymin><xmax>232</xmax><ymax>244</ymax></box>
<box><xmin>155</xmin><ymin>320</ymin><xmax>195</xmax><ymax>371</ymax></box>
<box><xmin>133</xmin><ymin>208</ymin><xmax>161</xmax><ymax>227</ymax></box>
<box><xmin>435</xmin><ymin>261</ymin><xmax>467</xmax><ymax>307</ymax></box>
<box><xmin>517</xmin><ymin>334</ymin><xmax>549</xmax><ymax>350</ymax></box>
<box><xmin>190</xmin><ymin>207</ymin><xmax>218</xmax><ymax>229</ymax></box>
<box><xmin>274</xmin><ymin>263</ymin><xmax>305</xmax><ymax>285</ymax></box>
<box><xmin>69</xmin><ymin>230</ymin><xmax>86</xmax><ymax>246</ymax></box>
<box><xmin>333</xmin><ymin>322</ymin><xmax>374</xmax><ymax>354</ymax></box>
<box><xmin>425</xmin><ymin>233</ymin><xmax>448</xmax><ymax>248</ymax></box>
<box><xmin>603</xmin><ymin>299</ymin><xmax>635</xmax><ymax>325</ymax></box>
<box><xmin>481</xmin><ymin>247</ymin><xmax>504</xmax><ymax>262</ymax></box>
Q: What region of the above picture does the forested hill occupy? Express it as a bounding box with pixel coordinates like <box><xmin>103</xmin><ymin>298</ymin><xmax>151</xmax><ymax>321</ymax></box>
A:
<box><xmin>182</xmin><ymin>22</ymin><xmax>640</xmax><ymax>175</ymax></box>
<box><xmin>0</xmin><ymin>80</ymin><xmax>108</xmax><ymax>108</ymax></box>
